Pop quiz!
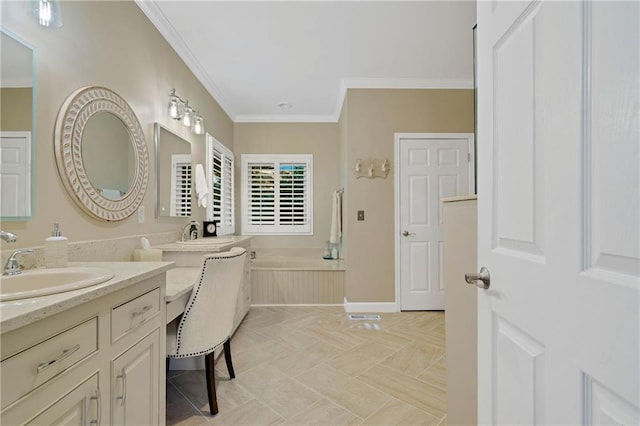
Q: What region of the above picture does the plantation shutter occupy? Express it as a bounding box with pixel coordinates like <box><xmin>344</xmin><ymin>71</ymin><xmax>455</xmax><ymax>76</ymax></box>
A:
<box><xmin>206</xmin><ymin>135</ymin><xmax>235</xmax><ymax>234</ymax></box>
<box><xmin>248</xmin><ymin>163</ymin><xmax>275</xmax><ymax>225</ymax></box>
<box><xmin>211</xmin><ymin>148</ymin><xmax>222</xmax><ymax>222</ymax></box>
<box><xmin>170</xmin><ymin>154</ymin><xmax>191</xmax><ymax>217</ymax></box>
<box><xmin>279</xmin><ymin>162</ymin><xmax>309</xmax><ymax>226</ymax></box>
<box><xmin>242</xmin><ymin>154</ymin><xmax>313</xmax><ymax>235</ymax></box>
<box><xmin>221</xmin><ymin>155</ymin><xmax>234</xmax><ymax>228</ymax></box>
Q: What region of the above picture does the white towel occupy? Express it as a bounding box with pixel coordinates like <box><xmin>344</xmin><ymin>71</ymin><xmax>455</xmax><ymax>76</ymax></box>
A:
<box><xmin>195</xmin><ymin>163</ymin><xmax>209</xmax><ymax>208</ymax></box>
<box><xmin>329</xmin><ymin>190</ymin><xmax>342</xmax><ymax>244</ymax></box>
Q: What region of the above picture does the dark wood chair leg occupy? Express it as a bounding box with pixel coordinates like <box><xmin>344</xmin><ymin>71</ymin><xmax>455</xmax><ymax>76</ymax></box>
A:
<box><xmin>205</xmin><ymin>352</ymin><xmax>219</xmax><ymax>415</ymax></box>
<box><xmin>224</xmin><ymin>339</ymin><xmax>235</xmax><ymax>379</ymax></box>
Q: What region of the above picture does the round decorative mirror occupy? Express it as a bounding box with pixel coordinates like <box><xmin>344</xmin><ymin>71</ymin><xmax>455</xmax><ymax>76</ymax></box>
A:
<box><xmin>54</xmin><ymin>86</ymin><xmax>149</xmax><ymax>221</ymax></box>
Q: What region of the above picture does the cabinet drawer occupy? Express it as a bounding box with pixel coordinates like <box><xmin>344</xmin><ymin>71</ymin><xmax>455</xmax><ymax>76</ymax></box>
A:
<box><xmin>111</xmin><ymin>288</ymin><xmax>160</xmax><ymax>343</ymax></box>
<box><xmin>0</xmin><ymin>317</ymin><xmax>98</xmax><ymax>409</ymax></box>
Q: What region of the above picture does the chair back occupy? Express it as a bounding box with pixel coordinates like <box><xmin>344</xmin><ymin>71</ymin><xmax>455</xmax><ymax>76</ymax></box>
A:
<box><xmin>173</xmin><ymin>247</ymin><xmax>246</xmax><ymax>357</ymax></box>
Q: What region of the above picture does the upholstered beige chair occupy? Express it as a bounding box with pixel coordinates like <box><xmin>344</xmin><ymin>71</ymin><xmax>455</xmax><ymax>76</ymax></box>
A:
<box><xmin>166</xmin><ymin>247</ymin><xmax>247</xmax><ymax>415</ymax></box>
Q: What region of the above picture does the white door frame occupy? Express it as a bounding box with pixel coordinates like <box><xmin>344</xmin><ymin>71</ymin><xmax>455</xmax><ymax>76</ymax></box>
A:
<box><xmin>394</xmin><ymin>132</ymin><xmax>475</xmax><ymax>311</ymax></box>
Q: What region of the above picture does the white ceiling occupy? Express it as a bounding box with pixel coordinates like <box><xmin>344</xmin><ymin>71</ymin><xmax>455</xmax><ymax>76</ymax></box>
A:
<box><xmin>137</xmin><ymin>1</ymin><xmax>476</xmax><ymax>123</ymax></box>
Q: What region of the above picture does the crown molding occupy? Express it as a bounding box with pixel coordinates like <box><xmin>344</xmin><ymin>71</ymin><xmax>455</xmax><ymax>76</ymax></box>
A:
<box><xmin>334</xmin><ymin>77</ymin><xmax>473</xmax><ymax>121</ymax></box>
<box><xmin>134</xmin><ymin>0</ymin><xmax>237</xmax><ymax>122</ymax></box>
<box><xmin>234</xmin><ymin>114</ymin><xmax>338</xmax><ymax>124</ymax></box>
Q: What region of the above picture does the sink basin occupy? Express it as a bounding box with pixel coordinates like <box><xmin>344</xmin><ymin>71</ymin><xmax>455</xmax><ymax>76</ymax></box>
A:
<box><xmin>0</xmin><ymin>267</ymin><xmax>114</xmax><ymax>302</ymax></box>
<box><xmin>175</xmin><ymin>237</ymin><xmax>234</xmax><ymax>246</ymax></box>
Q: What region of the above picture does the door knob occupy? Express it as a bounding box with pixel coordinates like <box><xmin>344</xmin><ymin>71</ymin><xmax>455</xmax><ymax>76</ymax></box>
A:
<box><xmin>465</xmin><ymin>267</ymin><xmax>490</xmax><ymax>289</ymax></box>
<box><xmin>402</xmin><ymin>230</ymin><xmax>415</xmax><ymax>237</ymax></box>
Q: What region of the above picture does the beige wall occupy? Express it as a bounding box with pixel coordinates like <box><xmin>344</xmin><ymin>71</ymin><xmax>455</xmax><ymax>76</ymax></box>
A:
<box><xmin>233</xmin><ymin>123</ymin><xmax>340</xmax><ymax>249</ymax></box>
<box><xmin>1</xmin><ymin>88</ymin><xmax>32</xmax><ymax>131</ymax></box>
<box><xmin>342</xmin><ymin>88</ymin><xmax>474</xmax><ymax>303</ymax></box>
<box><xmin>0</xmin><ymin>1</ymin><xmax>233</xmax><ymax>248</ymax></box>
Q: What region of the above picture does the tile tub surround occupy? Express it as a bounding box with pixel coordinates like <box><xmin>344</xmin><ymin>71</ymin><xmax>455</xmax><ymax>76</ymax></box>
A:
<box><xmin>166</xmin><ymin>306</ymin><xmax>447</xmax><ymax>425</ymax></box>
<box><xmin>0</xmin><ymin>261</ymin><xmax>173</xmax><ymax>333</ymax></box>
<box><xmin>0</xmin><ymin>232</ymin><xmax>180</xmax><ymax>272</ymax></box>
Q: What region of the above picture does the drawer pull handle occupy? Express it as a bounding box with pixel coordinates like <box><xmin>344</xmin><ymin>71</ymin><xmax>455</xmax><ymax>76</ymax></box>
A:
<box><xmin>37</xmin><ymin>344</ymin><xmax>80</xmax><ymax>373</ymax></box>
<box><xmin>90</xmin><ymin>388</ymin><xmax>102</xmax><ymax>425</ymax></box>
<box><xmin>129</xmin><ymin>305</ymin><xmax>154</xmax><ymax>331</ymax></box>
<box><xmin>116</xmin><ymin>370</ymin><xmax>127</xmax><ymax>406</ymax></box>
<box><xmin>131</xmin><ymin>304</ymin><xmax>153</xmax><ymax>319</ymax></box>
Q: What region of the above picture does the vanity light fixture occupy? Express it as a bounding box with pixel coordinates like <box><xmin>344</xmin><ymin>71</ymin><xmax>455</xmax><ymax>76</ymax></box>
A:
<box><xmin>33</xmin><ymin>0</ymin><xmax>63</xmax><ymax>28</ymax></box>
<box><xmin>167</xmin><ymin>89</ymin><xmax>205</xmax><ymax>135</ymax></box>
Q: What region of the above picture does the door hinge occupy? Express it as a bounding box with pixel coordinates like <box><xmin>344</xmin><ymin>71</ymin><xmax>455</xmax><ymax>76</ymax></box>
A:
<box><xmin>468</xmin><ymin>153</ymin><xmax>471</xmax><ymax>162</ymax></box>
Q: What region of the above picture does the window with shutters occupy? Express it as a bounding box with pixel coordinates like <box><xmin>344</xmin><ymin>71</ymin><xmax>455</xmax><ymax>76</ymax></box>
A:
<box><xmin>206</xmin><ymin>134</ymin><xmax>235</xmax><ymax>235</ymax></box>
<box><xmin>241</xmin><ymin>154</ymin><xmax>313</xmax><ymax>235</ymax></box>
<box><xmin>170</xmin><ymin>154</ymin><xmax>192</xmax><ymax>216</ymax></box>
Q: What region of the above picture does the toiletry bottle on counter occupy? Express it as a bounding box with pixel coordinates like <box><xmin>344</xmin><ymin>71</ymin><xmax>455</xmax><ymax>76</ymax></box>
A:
<box><xmin>45</xmin><ymin>223</ymin><xmax>68</xmax><ymax>268</ymax></box>
<box><xmin>331</xmin><ymin>246</ymin><xmax>339</xmax><ymax>259</ymax></box>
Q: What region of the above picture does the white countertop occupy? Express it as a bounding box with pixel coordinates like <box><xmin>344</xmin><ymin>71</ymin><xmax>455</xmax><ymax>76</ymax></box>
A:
<box><xmin>165</xmin><ymin>267</ymin><xmax>200</xmax><ymax>302</ymax></box>
<box><xmin>0</xmin><ymin>261</ymin><xmax>173</xmax><ymax>334</ymax></box>
<box><xmin>153</xmin><ymin>235</ymin><xmax>251</xmax><ymax>252</ymax></box>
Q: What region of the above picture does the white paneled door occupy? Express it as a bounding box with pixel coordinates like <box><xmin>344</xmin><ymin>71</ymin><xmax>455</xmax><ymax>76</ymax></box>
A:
<box><xmin>396</xmin><ymin>134</ymin><xmax>474</xmax><ymax>311</ymax></box>
<box><xmin>0</xmin><ymin>131</ymin><xmax>31</xmax><ymax>217</ymax></box>
<box><xmin>477</xmin><ymin>1</ymin><xmax>639</xmax><ymax>424</ymax></box>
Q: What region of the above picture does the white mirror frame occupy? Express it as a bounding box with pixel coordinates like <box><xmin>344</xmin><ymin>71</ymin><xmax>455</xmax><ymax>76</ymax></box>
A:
<box><xmin>54</xmin><ymin>86</ymin><xmax>149</xmax><ymax>222</ymax></box>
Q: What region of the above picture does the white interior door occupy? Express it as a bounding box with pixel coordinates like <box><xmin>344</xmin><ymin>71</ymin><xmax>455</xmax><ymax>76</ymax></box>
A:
<box><xmin>0</xmin><ymin>131</ymin><xmax>31</xmax><ymax>217</ymax></box>
<box><xmin>396</xmin><ymin>134</ymin><xmax>473</xmax><ymax>311</ymax></box>
<box><xmin>477</xmin><ymin>1</ymin><xmax>639</xmax><ymax>424</ymax></box>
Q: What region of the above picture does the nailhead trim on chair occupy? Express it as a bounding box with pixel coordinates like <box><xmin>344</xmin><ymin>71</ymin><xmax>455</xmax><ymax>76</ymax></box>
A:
<box><xmin>169</xmin><ymin>249</ymin><xmax>246</xmax><ymax>358</ymax></box>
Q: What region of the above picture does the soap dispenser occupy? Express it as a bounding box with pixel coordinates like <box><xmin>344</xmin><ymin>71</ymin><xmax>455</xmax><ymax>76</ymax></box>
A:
<box><xmin>45</xmin><ymin>223</ymin><xmax>68</xmax><ymax>268</ymax></box>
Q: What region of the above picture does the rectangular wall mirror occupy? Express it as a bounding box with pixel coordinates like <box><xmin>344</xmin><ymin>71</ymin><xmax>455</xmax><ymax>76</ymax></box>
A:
<box><xmin>154</xmin><ymin>123</ymin><xmax>193</xmax><ymax>217</ymax></box>
<box><xmin>1</xmin><ymin>30</ymin><xmax>36</xmax><ymax>220</ymax></box>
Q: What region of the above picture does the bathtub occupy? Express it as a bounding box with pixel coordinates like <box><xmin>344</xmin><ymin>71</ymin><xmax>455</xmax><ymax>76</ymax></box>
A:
<box><xmin>251</xmin><ymin>257</ymin><xmax>345</xmax><ymax>305</ymax></box>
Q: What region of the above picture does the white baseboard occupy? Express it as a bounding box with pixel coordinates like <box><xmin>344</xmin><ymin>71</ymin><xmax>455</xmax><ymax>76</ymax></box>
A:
<box><xmin>251</xmin><ymin>303</ymin><xmax>344</xmax><ymax>307</ymax></box>
<box><xmin>343</xmin><ymin>297</ymin><xmax>399</xmax><ymax>313</ymax></box>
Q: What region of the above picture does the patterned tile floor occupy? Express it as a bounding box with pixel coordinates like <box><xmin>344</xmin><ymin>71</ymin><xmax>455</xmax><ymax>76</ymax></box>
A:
<box><xmin>167</xmin><ymin>306</ymin><xmax>447</xmax><ymax>425</ymax></box>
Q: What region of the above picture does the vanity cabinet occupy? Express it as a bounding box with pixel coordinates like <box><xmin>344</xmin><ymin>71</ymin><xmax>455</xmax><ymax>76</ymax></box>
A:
<box><xmin>0</xmin><ymin>273</ymin><xmax>166</xmax><ymax>425</ymax></box>
<box><xmin>111</xmin><ymin>330</ymin><xmax>160</xmax><ymax>425</ymax></box>
<box><xmin>25</xmin><ymin>374</ymin><xmax>100</xmax><ymax>425</ymax></box>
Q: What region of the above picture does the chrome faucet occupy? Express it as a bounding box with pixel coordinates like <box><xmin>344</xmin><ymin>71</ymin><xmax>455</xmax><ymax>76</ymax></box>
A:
<box><xmin>180</xmin><ymin>221</ymin><xmax>200</xmax><ymax>241</ymax></box>
<box><xmin>0</xmin><ymin>230</ymin><xmax>18</xmax><ymax>243</ymax></box>
<box><xmin>4</xmin><ymin>249</ymin><xmax>34</xmax><ymax>276</ymax></box>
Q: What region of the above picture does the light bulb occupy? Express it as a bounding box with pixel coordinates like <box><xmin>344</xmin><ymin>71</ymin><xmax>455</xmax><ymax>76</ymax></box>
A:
<box><xmin>192</xmin><ymin>114</ymin><xmax>204</xmax><ymax>135</ymax></box>
<box><xmin>168</xmin><ymin>89</ymin><xmax>184</xmax><ymax>119</ymax></box>
<box><xmin>182</xmin><ymin>104</ymin><xmax>193</xmax><ymax>127</ymax></box>
<box><xmin>34</xmin><ymin>0</ymin><xmax>62</xmax><ymax>27</ymax></box>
